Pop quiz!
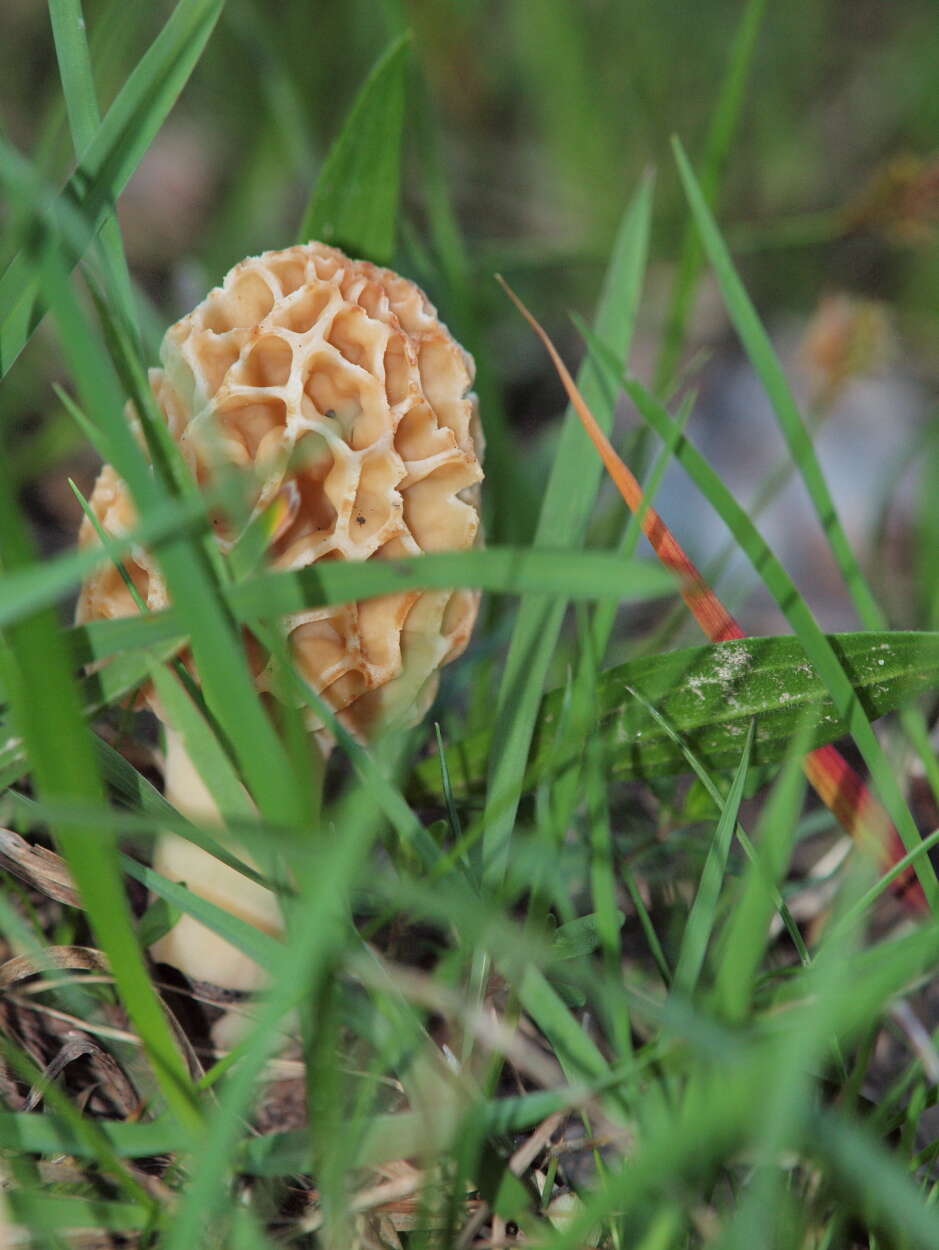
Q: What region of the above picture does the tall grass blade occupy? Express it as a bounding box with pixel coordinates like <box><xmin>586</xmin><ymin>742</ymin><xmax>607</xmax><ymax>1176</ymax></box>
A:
<box><xmin>49</xmin><ymin>0</ymin><xmax>137</xmax><ymax>338</ymax></box>
<box><xmin>0</xmin><ymin>0</ymin><xmax>223</xmax><ymax>375</ymax></box>
<box><xmin>654</xmin><ymin>0</ymin><xmax>767</xmax><ymax>391</ymax></box>
<box><xmin>0</xmin><ymin>452</ymin><xmax>201</xmax><ymax>1133</ymax></box>
<box><xmin>481</xmin><ymin>176</ymin><xmax>653</xmax><ymax>885</ymax></box>
<box><xmin>672</xmin><ymin>723</ymin><xmax>754</xmax><ymax>996</ymax></box>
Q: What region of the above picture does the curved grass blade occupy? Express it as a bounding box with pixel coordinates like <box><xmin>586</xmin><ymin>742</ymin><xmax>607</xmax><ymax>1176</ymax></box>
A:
<box><xmin>673</xmin><ymin>137</ymin><xmax>884</xmax><ymax>630</ymax></box>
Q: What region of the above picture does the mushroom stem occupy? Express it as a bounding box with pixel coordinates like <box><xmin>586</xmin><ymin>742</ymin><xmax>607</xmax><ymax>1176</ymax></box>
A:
<box><xmin>149</xmin><ymin>727</ymin><xmax>282</xmax><ymax>993</ymax></box>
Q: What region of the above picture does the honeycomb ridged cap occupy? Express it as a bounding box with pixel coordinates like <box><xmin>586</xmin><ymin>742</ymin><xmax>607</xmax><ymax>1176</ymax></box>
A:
<box><xmin>77</xmin><ymin>242</ymin><xmax>484</xmax><ymax>740</ymax></box>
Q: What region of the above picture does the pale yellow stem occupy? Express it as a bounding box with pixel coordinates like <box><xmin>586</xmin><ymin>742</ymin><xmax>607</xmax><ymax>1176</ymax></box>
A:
<box><xmin>149</xmin><ymin>727</ymin><xmax>282</xmax><ymax>992</ymax></box>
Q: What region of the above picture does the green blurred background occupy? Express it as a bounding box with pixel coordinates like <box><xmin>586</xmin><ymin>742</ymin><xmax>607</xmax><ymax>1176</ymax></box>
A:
<box><xmin>3</xmin><ymin>0</ymin><xmax>939</xmax><ymax>628</ymax></box>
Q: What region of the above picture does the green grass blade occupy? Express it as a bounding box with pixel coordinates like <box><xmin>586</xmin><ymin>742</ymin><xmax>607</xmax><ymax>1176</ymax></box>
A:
<box><xmin>673</xmin><ymin>137</ymin><xmax>884</xmax><ymax>630</ymax></box>
<box><xmin>37</xmin><ymin>239</ymin><xmax>299</xmax><ymax>830</ymax></box>
<box><xmin>0</xmin><ymin>0</ymin><xmax>223</xmax><ymax>376</ymax></box>
<box><xmin>297</xmin><ymin>32</ymin><xmax>411</xmax><ymax>262</ymax></box>
<box><xmin>0</xmin><ymin>490</ymin><xmax>205</xmax><ymax>628</ymax></box>
<box><xmin>585</xmin><ymin>730</ymin><xmax>632</xmax><ymax>1061</ymax></box>
<box><xmin>225</xmin><ymin>547</ymin><xmax>673</xmax><ymax>623</ymax></box>
<box><xmin>0</xmin><ymin>1036</ymin><xmax>157</xmax><ymax>1214</ymax></box>
<box><xmin>830</xmin><ymin>824</ymin><xmax>939</xmax><ymax>938</ymax></box>
<box><xmin>161</xmin><ymin>785</ymin><xmax>386</xmax><ymax>1249</ymax></box>
<box><xmin>540</xmin><ymin>1066</ymin><xmax>760</xmax><ymax>1249</ymax></box>
<box><xmin>147</xmin><ymin>663</ymin><xmax>255</xmax><ymax>822</ymax></box>
<box><xmin>517</xmin><ymin>965</ymin><xmax>613</xmax><ymax>1088</ymax></box>
<box><xmin>0</xmin><ymin>1109</ymin><xmax>180</xmax><ymax>1160</ymax></box>
<box><xmin>714</xmin><ymin>728</ymin><xmax>809</xmax><ymax>1022</ymax></box>
<box><xmin>121</xmin><ymin>856</ymin><xmax>280</xmax><ymax>971</ymax></box>
<box><xmin>813</xmin><ymin>1107</ymin><xmax>939</xmax><ymax>1247</ymax></box>
<box><xmin>672</xmin><ymin>722</ymin><xmax>754</xmax><ymax>996</ymax></box>
<box><xmin>654</xmin><ymin>0</ymin><xmax>767</xmax><ymax>392</ymax></box>
<box><xmin>626</xmin><ymin>683</ymin><xmax>809</xmax><ymax>966</ymax></box>
<box><xmin>5</xmin><ymin>1192</ymin><xmax>151</xmax><ymax>1236</ymax></box>
<box><xmin>0</xmin><ymin>543</ymin><xmax>672</xmax><ymax>632</ymax></box>
<box><xmin>722</xmin><ymin>866</ymin><xmax>869</xmax><ymax>1247</ymax></box>
<box><xmin>0</xmin><ymin>457</ymin><xmax>201</xmax><ymax>1134</ymax></box>
<box><xmin>481</xmin><ymin>176</ymin><xmax>653</xmax><ymax>885</ymax></box>
<box><xmin>49</xmin><ymin>0</ymin><xmax>137</xmax><ymax>338</ymax></box>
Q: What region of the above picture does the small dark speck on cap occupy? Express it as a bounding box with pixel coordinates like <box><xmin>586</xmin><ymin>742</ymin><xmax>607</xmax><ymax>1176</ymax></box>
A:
<box><xmin>355</xmin><ymin>515</ymin><xmax>366</xmax><ymax>525</ymax></box>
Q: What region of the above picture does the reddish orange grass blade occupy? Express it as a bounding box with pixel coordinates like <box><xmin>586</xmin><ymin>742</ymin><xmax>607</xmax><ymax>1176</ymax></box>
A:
<box><xmin>497</xmin><ymin>275</ymin><xmax>924</xmax><ymax>913</ymax></box>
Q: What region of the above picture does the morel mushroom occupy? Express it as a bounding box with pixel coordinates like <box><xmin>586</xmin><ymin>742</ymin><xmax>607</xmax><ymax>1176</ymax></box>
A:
<box><xmin>77</xmin><ymin>242</ymin><xmax>484</xmax><ymax>994</ymax></box>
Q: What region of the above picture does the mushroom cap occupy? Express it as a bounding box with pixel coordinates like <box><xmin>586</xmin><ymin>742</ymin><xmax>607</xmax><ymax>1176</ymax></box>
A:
<box><xmin>77</xmin><ymin>242</ymin><xmax>484</xmax><ymax>740</ymax></box>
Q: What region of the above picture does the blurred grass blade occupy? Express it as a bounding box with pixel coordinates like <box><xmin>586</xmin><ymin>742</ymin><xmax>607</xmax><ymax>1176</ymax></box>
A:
<box><xmin>0</xmin><ymin>490</ymin><xmax>205</xmax><ymax>628</ymax></box>
<box><xmin>813</xmin><ymin>1108</ymin><xmax>939</xmax><ymax>1247</ymax></box>
<box><xmin>162</xmin><ymin>783</ymin><xmax>387</xmax><ymax>1249</ymax></box>
<box><xmin>672</xmin><ymin>722</ymin><xmax>754</xmax><ymax>996</ymax></box>
<box><xmin>517</xmin><ymin>966</ymin><xmax>613</xmax><ymax>1088</ymax></box>
<box><xmin>5</xmin><ymin>1192</ymin><xmax>151</xmax><ymax>1236</ymax></box>
<box><xmin>0</xmin><ymin>1036</ymin><xmax>156</xmax><ymax>1213</ymax></box>
<box><xmin>226</xmin><ymin>547</ymin><xmax>673</xmax><ymax>622</ymax></box>
<box><xmin>0</xmin><ymin>0</ymin><xmax>223</xmax><ymax>376</ymax></box>
<box><xmin>0</xmin><ymin>451</ymin><xmax>201</xmax><ymax>1133</ymax></box>
<box><xmin>654</xmin><ymin>0</ymin><xmax>767</xmax><ymax>391</ymax></box>
<box><xmin>49</xmin><ymin>0</ymin><xmax>137</xmax><ymax>338</ymax></box>
<box><xmin>482</xmin><ymin>175</ymin><xmax>653</xmax><ymax>885</ymax></box>
<box><xmin>0</xmin><ymin>1112</ymin><xmax>180</xmax><ymax>1160</ymax></box>
<box><xmin>0</xmin><ymin>544</ymin><xmax>673</xmax><ymax>633</ymax></box>
<box><xmin>37</xmin><ymin>235</ymin><xmax>299</xmax><ymax>830</ymax></box>
<box><xmin>297</xmin><ymin>32</ymin><xmax>411</xmax><ymax>262</ymax></box>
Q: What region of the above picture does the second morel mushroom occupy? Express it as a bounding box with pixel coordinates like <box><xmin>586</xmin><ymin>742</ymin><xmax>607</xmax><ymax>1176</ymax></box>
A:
<box><xmin>77</xmin><ymin>242</ymin><xmax>484</xmax><ymax>996</ymax></box>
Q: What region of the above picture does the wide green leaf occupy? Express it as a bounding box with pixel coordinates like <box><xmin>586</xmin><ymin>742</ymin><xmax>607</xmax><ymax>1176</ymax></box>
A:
<box><xmin>415</xmin><ymin>631</ymin><xmax>939</xmax><ymax>796</ymax></box>
<box><xmin>297</xmin><ymin>33</ymin><xmax>410</xmax><ymax>262</ymax></box>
